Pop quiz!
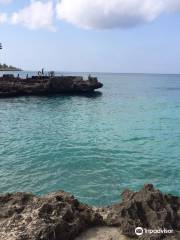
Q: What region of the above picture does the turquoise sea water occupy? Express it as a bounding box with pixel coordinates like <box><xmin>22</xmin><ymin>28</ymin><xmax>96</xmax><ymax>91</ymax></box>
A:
<box><xmin>0</xmin><ymin>72</ymin><xmax>180</xmax><ymax>206</ymax></box>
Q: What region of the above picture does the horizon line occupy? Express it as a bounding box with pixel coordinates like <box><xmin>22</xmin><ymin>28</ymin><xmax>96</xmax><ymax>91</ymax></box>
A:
<box><xmin>21</xmin><ymin>70</ymin><xmax>180</xmax><ymax>75</ymax></box>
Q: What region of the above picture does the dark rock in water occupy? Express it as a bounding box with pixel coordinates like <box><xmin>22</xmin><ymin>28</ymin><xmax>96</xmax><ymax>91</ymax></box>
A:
<box><xmin>0</xmin><ymin>75</ymin><xmax>103</xmax><ymax>97</ymax></box>
<box><xmin>0</xmin><ymin>185</ymin><xmax>179</xmax><ymax>240</ymax></box>
<box><xmin>98</xmin><ymin>184</ymin><xmax>180</xmax><ymax>239</ymax></box>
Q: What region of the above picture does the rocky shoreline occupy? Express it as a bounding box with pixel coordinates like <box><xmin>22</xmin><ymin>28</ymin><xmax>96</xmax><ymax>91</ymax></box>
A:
<box><xmin>0</xmin><ymin>64</ymin><xmax>21</xmax><ymax>71</ymax></box>
<box><xmin>0</xmin><ymin>184</ymin><xmax>179</xmax><ymax>240</ymax></box>
<box><xmin>0</xmin><ymin>74</ymin><xmax>103</xmax><ymax>97</ymax></box>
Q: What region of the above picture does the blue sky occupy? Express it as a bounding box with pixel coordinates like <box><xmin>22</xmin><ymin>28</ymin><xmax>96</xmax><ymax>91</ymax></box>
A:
<box><xmin>0</xmin><ymin>0</ymin><xmax>180</xmax><ymax>73</ymax></box>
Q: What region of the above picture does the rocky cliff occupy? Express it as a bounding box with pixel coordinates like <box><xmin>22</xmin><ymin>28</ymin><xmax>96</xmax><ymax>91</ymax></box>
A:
<box><xmin>0</xmin><ymin>75</ymin><xmax>103</xmax><ymax>97</ymax></box>
<box><xmin>0</xmin><ymin>185</ymin><xmax>179</xmax><ymax>240</ymax></box>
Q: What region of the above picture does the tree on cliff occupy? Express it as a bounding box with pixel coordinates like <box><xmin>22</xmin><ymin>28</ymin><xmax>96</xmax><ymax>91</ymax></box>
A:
<box><xmin>0</xmin><ymin>43</ymin><xmax>21</xmax><ymax>71</ymax></box>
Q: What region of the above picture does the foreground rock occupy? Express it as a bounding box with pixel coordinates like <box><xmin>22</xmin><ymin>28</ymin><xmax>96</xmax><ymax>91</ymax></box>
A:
<box><xmin>99</xmin><ymin>184</ymin><xmax>180</xmax><ymax>240</ymax></box>
<box><xmin>0</xmin><ymin>74</ymin><xmax>103</xmax><ymax>97</ymax></box>
<box><xmin>0</xmin><ymin>191</ymin><xmax>102</xmax><ymax>240</ymax></box>
<box><xmin>75</xmin><ymin>227</ymin><xmax>129</xmax><ymax>240</ymax></box>
<box><xmin>0</xmin><ymin>185</ymin><xmax>179</xmax><ymax>240</ymax></box>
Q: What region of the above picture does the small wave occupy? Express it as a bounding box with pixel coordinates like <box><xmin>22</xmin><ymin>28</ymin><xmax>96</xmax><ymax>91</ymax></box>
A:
<box><xmin>122</xmin><ymin>137</ymin><xmax>153</xmax><ymax>142</ymax></box>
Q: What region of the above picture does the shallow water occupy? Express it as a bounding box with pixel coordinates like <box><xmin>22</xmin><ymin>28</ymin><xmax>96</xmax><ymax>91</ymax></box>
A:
<box><xmin>0</xmin><ymin>72</ymin><xmax>180</xmax><ymax>205</ymax></box>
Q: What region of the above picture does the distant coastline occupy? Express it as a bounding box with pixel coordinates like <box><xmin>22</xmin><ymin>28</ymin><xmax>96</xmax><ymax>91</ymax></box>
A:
<box><xmin>0</xmin><ymin>63</ymin><xmax>21</xmax><ymax>71</ymax></box>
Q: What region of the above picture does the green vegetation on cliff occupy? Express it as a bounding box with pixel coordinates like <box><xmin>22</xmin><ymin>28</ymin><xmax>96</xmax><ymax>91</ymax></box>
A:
<box><xmin>0</xmin><ymin>63</ymin><xmax>21</xmax><ymax>71</ymax></box>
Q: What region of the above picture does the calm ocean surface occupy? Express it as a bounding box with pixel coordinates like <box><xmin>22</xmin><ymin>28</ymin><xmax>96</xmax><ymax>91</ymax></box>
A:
<box><xmin>0</xmin><ymin>72</ymin><xmax>180</xmax><ymax>206</ymax></box>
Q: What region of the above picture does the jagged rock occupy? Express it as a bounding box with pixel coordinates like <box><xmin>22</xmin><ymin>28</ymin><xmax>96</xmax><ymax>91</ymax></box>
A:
<box><xmin>0</xmin><ymin>191</ymin><xmax>103</xmax><ymax>240</ymax></box>
<box><xmin>0</xmin><ymin>75</ymin><xmax>103</xmax><ymax>97</ymax></box>
<box><xmin>98</xmin><ymin>184</ymin><xmax>180</xmax><ymax>240</ymax></box>
<box><xmin>0</xmin><ymin>185</ymin><xmax>179</xmax><ymax>240</ymax></box>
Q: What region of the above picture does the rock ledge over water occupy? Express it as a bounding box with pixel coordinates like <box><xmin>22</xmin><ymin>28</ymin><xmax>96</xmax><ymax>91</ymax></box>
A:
<box><xmin>0</xmin><ymin>185</ymin><xmax>179</xmax><ymax>240</ymax></box>
<box><xmin>0</xmin><ymin>74</ymin><xmax>103</xmax><ymax>97</ymax></box>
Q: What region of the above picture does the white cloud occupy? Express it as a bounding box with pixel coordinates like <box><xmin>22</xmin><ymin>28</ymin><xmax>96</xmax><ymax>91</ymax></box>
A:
<box><xmin>11</xmin><ymin>0</ymin><xmax>55</xmax><ymax>31</ymax></box>
<box><xmin>165</xmin><ymin>0</ymin><xmax>180</xmax><ymax>12</ymax></box>
<box><xmin>56</xmin><ymin>0</ymin><xmax>180</xmax><ymax>29</ymax></box>
<box><xmin>0</xmin><ymin>13</ymin><xmax>7</xmax><ymax>23</ymax></box>
<box><xmin>1</xmin><ymin>0</ymin><xmax>180</xmax><ymax>30</ymax></box>
<box><xmin>0</xmin><ymin>0</ymin><xmax>11</xmax><ymax>4</ymax></box>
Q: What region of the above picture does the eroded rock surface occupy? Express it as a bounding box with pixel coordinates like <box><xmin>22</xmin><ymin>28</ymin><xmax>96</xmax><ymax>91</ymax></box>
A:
<box><xmin>0</xmin><ymin>191</ymin><xmax>102</xmax><ymax>240</ymax></box>
<box><xmin>98</xmin><ymin>184</ymin><xmax>180</xmax><ymax>240</ymax></box>
<box><xmin>0</xmin><ymin>185</ymin><xmax>179</xmax><ymax>240</ymax></box>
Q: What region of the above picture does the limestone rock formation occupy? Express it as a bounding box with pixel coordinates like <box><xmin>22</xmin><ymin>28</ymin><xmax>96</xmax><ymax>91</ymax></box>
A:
<box><xmin>0</xmin><ymin>75</ymin><xmax>103</xmax><ymax>97</ymax></box>
<box><xmin>0</xmin><ymin>185</ymin><xmax>179</xmax><ymax>240</ymax></box>
<box><xmin>0</xmin><ymin>191</ymin><xmax>102</xmax><ymax>240</ymax></box>
<box><xmin>98</xmin><ymin>184</ymin><xmax>180</xmax><ymax>240</ymax></box>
